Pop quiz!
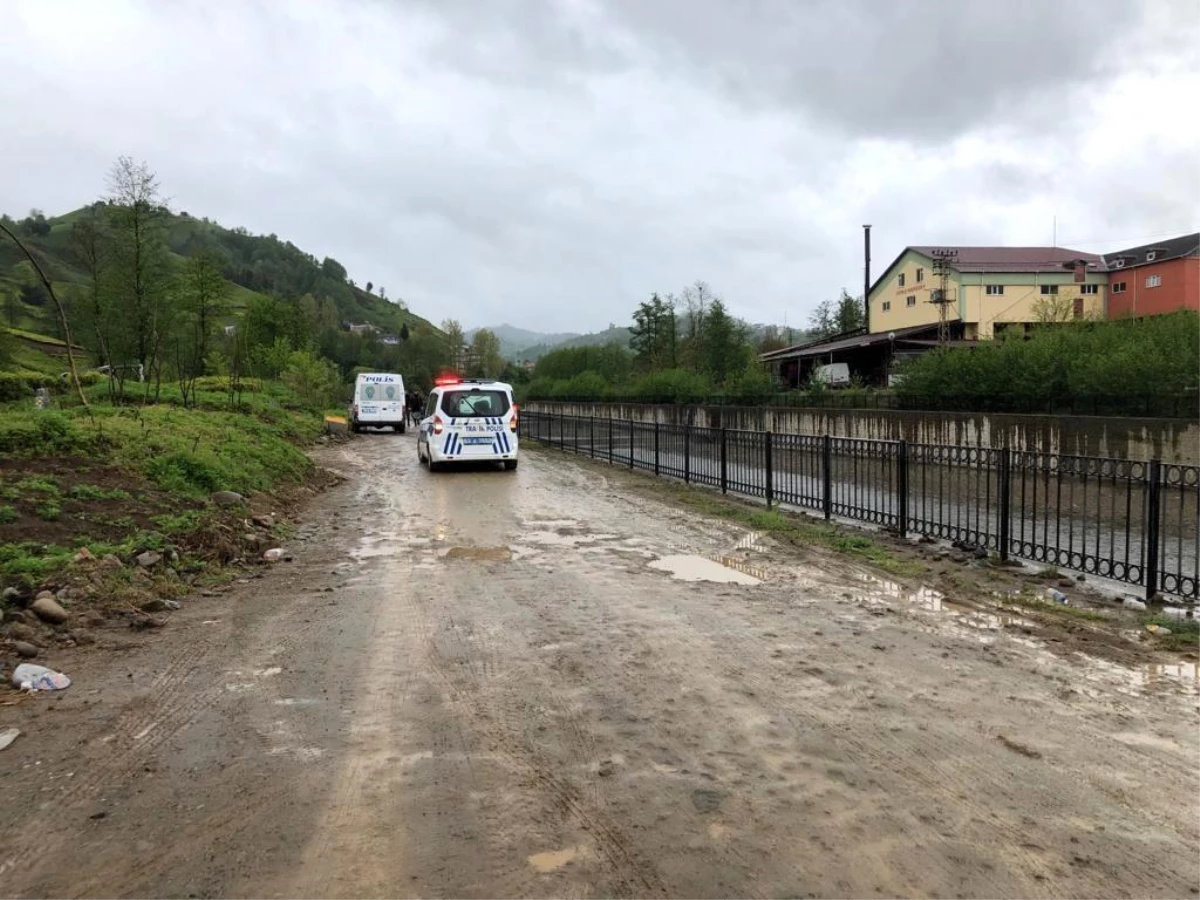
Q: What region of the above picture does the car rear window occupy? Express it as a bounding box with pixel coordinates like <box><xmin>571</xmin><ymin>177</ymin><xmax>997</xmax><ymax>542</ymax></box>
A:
<box><xmin>440</xmin><ymin>389</ymin><xmax>511</xmax><ymax>418</ymax></box>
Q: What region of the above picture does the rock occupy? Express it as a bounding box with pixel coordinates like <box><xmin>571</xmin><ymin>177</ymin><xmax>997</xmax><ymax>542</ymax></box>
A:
<box><xmin>1058</xmin><ymin>578</ymin><xmax>1075</xmax><ymax>588</ymax></box>
<box><xmin>140</xmin><ymin>598</ymin><xmax>170</xmax><ymax>613</ymax></box>
<box><xmin>13</xmin><ymin>641</ymin><xmax>38</xmax><ymax>659</ymax></box>
<box><xmin>3</xmin><ymin>586</ymin><xmax>21</xmax><ymax>603</ymax></box>
<box><xmin>242</xmin><ymin>533</ymin><xmax>264</xmax><ymax>547</ymax></box>
<box><xmin>70</xmin><ymin>631</ymin><xmax>96</xmax><ymax>646</ymax></box>
<box><xmin>251</xmin><ymin>514</ymin><xmax>275</xmax><ymax>529</ymax></box>
<box><xmin>131</xmin><ymin>568</ymin><xmax>151</xmax><ymax>583</ymax></box>
<box><xmin>597</xmin><ymin>760</ymin><xmax>615</xmax><ymax>778</ymax></box>
<box><xmin>99</xmin><ymin>554</ymin><xmax>124</xmax><ymax>569</ymax></box>
<box><xmin>211</xmin><ymin>491</ymin><xmax>246</xmax><ymax>508</ymax></box>
<box><xmin>6</xmin><ymin>622</ymin><xmax>37</xmax><ymax>642</ymax></box>
<box><xmin>1075</xmin><ymin>574</ymin><xmax>1086</xmax><ymax>583</ymax></box>
<box><xmin>972</xmin><ymin>547</ymin><xmax>989</xmax><ymax>560</ymax></box>
<box><xmin>135</xmin><ymin>550</ymin><xmax>162</xmax><ymax>568</ymax></box>
<box><xmin>30</xmin><ymin>595</ymin><xmax>69</xmax><ymax>625</ymax></box>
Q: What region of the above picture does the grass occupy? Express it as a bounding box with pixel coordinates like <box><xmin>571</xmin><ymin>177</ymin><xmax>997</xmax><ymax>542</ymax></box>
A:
<box><xmin>1144</xmin><ymin>613</ymin><xmax>1200</xmax><ymax>651</ymax></box>
<box><xmin>35</xmin><ymin>500</ymin><xmax>62</xmax><ymax>521</ymax></box>
<box><xmin>67</xmin><ymin>484</ymin><xmax>133</xmax><ymax>501</ymax></box>
<box><xmin>0</xmin><ymin>505</ymin><xmax>15</xmax><ymax>524</ymax></box>
<box><xmin>647</xmin><ymin>482</ymin><xmax>927</xmax><ymax>578</ymax></box>
<box><xmin>1000</xmin><ymin>590</ymin><xmax>1109</xmax><ymax>622</ymax></box>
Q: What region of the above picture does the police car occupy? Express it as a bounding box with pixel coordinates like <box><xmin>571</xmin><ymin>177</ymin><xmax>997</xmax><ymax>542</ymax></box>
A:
<box><xmin>417</xmin><ymin>377</ymin><xmax>519</xmax><ymax>472</ymax></box>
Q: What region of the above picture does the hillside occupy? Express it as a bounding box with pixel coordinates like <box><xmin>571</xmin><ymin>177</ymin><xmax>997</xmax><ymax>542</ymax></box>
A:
<box><xmin>0</xmin><ymin>204</ymin><xmax>440</xmax><ymax>342</ymax></box>
<box><xmin>465</xmin><ymin>324</ymin><xmax>581</xmax><ymax>360</ymax></box>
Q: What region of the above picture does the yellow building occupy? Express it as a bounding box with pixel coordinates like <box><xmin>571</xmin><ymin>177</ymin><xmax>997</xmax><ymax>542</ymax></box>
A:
<box><xmin>868</xmin><ymin>246</ymin><xmax>1108</xmax><ymax>339</ymax></box>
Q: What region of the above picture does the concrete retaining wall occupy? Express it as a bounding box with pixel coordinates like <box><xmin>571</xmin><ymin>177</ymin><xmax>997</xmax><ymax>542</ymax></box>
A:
<box><xmin>523</xmin><ymin>402</ymin><xmax>1200</xmax><ymax>464</ymax></box>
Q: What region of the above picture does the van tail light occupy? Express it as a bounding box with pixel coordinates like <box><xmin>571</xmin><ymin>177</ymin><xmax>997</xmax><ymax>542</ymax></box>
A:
<box><xmin>509</xmin><ymin>412</ymin><xmax>519</xmax><ymax>433</ymax></box>
<box><xmin>433</xmin><ymin>416</ymin><xmax>444</xmax><ymax>435</ymax></box>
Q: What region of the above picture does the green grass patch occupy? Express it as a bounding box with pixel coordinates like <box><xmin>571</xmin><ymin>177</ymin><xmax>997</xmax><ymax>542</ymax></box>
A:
<box><xmin>67</xmin><ymin>484</ymin><xmax>133</xmax><ymax>501</ymax></box>
<box><xmin>35</xmin><ymin>500</ymin><xmax>62</xmax><ymax>521</ymax></box>
<box><xmin>1000</xmin><ymin>591</ymin><xmax>1109</xmax><ymax>621</ymax></box>
<box><xmin>0</xmin><ymin>505</ymin><xmax>16</xmax><ymax>524</ymax></box>
<box><xmin>16</xmin><ymin>476</ymin><xmax>61</xmax><ymax>496</ymax></box>
<box><xmin>1144</xmin><ymin>613</ymin><xmax>1199</xmax><ymax>651</ymax></box>
<box><xmin>644</xmin><ymin>480</ymin><xmax>926</xmax><ymax>578</ymax></box>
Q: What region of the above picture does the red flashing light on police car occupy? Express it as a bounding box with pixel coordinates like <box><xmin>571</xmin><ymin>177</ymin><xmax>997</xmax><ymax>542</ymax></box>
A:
<box><xmin>433</xmin><ymin>373</ymin><xmax>461</xmax><ymax>387</ymax></box>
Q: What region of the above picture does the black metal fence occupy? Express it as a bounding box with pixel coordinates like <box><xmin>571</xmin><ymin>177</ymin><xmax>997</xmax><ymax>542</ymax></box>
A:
<box><xmin>522</xmin><ymin>411</ymin><xmax>1199</xmax><ymax>602</ymax></box>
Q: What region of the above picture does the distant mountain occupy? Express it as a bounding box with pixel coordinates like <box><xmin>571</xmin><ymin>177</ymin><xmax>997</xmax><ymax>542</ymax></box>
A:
<box><xmin>516</xmin><ymin>324</ymin><xmax>633</xmax><ymax>362</ymax></box>
<box><xmin>465</xmin><ymin>324</ymin><xmax>581</xmax><ymax>360</ymax></box>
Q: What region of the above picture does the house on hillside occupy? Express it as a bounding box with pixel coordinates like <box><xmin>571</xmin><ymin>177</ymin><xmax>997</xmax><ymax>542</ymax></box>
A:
<box><xmin>346</xmin><ymin>322</ymin><xmax>377</xmax><ymax>335</ymax></box>
<box><xmin>868</xmin><ymin>246</ymin><xmax>1108</xmax><ymax>339</ymax></box>
<box><xmin>1104</xmin><ymin>232</ymin><xmax>1199</xmax><ymax>319</ymax></box>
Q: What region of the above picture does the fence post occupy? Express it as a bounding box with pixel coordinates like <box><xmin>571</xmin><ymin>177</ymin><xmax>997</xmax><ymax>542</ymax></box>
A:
<box><xmin>765</xmin><ymin>431</ymin><xmax>774</xmax><ymax>508</ymax></box>
<box><xmin>897</xmin><ymin>439</ymin><xmax>908</xmax><ymax>538</ymax></box>
<box><xmin>822</xmin><ymin>434</ymin><xmax>832</xmax><ymax>520</ymax></box>
<box><xmin>558</xmin><ymin>410</ymin><xmax>564</xmax><ymax>451</ymax></box>
<box><xmin>998</xmin><ymin>447</ymin><xmax>1011</xmax><ymax>561</ymax></box>
<box><xmin>720</xmin><ymin>428</ymin><xmax>728</xmax><ymax>494</ymax></box>
<box><xmin>590</xmin><ymin>415</ymin><xmax>595</xmax><ymax>458</ymax></box>
<box><xmin>684</xmin><ymin>425</ymin><xmax>691</xmax><ymax>483</ymax></box>
<box><xmin>573</xmin><ymin>415</ymin><xmax>579</xmax><ymax>453</ymax></box>
<box><xmin>654</xmin><ymin>421</ymin><xmax>660</xmax><ymax>476</ymax></box>
<box><xmin>628</xmin><ymin>419</ymin><xmax>634</xmax><ymax>469</ymax></box>
<box><xmin>1145</xmin><ymin>459</ymin><xmax>1162</xmax><ymax>601</ymax></box>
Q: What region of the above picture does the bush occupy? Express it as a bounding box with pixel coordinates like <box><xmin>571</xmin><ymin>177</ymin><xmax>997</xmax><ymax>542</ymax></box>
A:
<box><xmin>629</xmin><ymin>368</ymin><xmax>711</xmax><ymax>404</ymax></box>
<box><xmin>724</xmin><ymin>364</ymin><xmax>776</xmax><ymax>404</ymax></box>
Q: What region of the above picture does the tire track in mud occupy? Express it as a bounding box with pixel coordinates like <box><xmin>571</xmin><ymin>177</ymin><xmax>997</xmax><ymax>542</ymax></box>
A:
<box><xmin>422</xmin><ymin>574</ymin><xmax>669</xmax><ymax>898</ymax></box>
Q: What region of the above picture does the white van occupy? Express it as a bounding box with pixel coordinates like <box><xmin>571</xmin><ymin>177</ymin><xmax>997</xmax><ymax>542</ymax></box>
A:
<box><xmin>350</xmin><ymin>372</ymin><xmax>406</xmax><ymax>433</ymax></box>
<box><xmin>812</xmin><ymin>362</ymin><xmax>851</xmax><ymax>389</ymax></box>
<box><xmin>417</xmin><ymin>378</ymin><xmax>519</xmax><ymax>471</ymax></box>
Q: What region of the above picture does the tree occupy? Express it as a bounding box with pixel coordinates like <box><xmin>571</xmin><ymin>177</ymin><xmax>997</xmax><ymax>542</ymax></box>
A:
<box><xmin>379</xmin><ymin>286</ymin><xmax>387</xmax><ymax>300</ymax></box>
<box><xmin>365</xmin><ymin>281</ymin><xmax>373</xmax><ymax>294</ymax></box>
<box><xmin>630</xmin><ymin>293</ymin><xmax>677</xmax><ymax>372</ymax></box>
<box><xmin>70</xmin><ymin>204</ymin><xmax>111</xmax><ymax>371</ymax></box>
<box><xmin>1032</xmin><ymin>289</ymin><xmax>1078</xmax><ymax>324</ymax></box>
<box><xmin>105</xmin><ymin>156</ymin><xmax>172</xmax><ymax>398</ymax></box>
<box><xmin>321</xmin><ymin>256</ymin><xmax>347</xmax><ymax>281</ymax></box>
<box><xmin>699</xmin><ymin>299</ymin><xmax>749</xmax><ymax>386</ymax></box>
<box><xmin>19</xmin><ymin>209</ymin><xmax>50</xmax><ymax>237</ymax></box>
<box><xmin>175</xmin><ymin>246</ymin><xmax>231</xmax><ymax>405</ymax></box>
<box><xmin>469</xmin><ymin>328</ymin><xmax>504</xmax><ymax>378</ymax></box>
<box><xmin>808</xmin><ymin>289</ymin><xmax>864</xmax><ymax>339</ymax></box>
<box><xmin>400</xmin><ymin>323</ymin><xmax>410</xmax><ymax>341</ymax></box>
<box><xmin>757</xmin><ymin>325</ymin><xmax>788</xmax><ymax>354</ymax></box>
<box><xmin>441</xmin><ymin>318</ymin><xmax>465</xmax><ymax>371</ymax></box>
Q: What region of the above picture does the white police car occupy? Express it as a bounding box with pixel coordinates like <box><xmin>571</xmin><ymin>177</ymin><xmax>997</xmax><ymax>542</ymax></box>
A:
<box><xmin>417</xmin><ymin>377</ymin><xmax>519</xmax><ymax>472</ymax></box>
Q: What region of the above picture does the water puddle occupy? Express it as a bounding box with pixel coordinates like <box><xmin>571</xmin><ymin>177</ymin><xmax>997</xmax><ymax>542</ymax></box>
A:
<box><xmin>649</xmin><ymin>554</ymin><xmax>762</xmax><ymax>585</ymax></box>
<box><xmin>527</xmin><ymin>845</ymin><xmax>587</xmax><ymax>873</ymax></box>
<box><xmin>440</xmin><ymin>546</ymin><xmax>512</xmax><ymax>562</ymax></box>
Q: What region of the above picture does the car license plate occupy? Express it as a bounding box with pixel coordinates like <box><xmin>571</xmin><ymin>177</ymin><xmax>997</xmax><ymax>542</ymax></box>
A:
<box><xmin>464</xmin><ymin>436</ymin><xmax>493</xmax><ymax>445</ymax></box>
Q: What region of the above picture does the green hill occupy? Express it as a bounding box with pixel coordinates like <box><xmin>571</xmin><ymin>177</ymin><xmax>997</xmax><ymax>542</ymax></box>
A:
<box><xmin>0</xmin><ymin>204</ymin><xmax>440</xmax><ymax>342</ymax></box>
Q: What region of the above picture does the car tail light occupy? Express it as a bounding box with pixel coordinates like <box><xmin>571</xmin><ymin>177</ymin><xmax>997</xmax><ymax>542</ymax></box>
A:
<box><xmin>509</xmin><ymin>412</ymin><xmax>518</xmax><ymax>432</ymax></box>
<box><xmin>433</xmin><ymin>416</ymin><xmax>444</xmax><ymax>435</ymax></box>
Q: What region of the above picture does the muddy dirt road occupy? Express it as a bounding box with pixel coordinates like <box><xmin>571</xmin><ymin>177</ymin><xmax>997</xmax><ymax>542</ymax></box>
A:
<box><xmin>1</xmin><ymin>437</ymin><xmax>1197</xmax><ymax>898</ymax></box>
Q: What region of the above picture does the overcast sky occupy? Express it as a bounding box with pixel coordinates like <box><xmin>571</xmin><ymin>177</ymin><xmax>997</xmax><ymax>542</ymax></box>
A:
<box><xmin>3</xmin><ymin>0</ymin><xmax>1198</xmax><ymax>334</ymax></box>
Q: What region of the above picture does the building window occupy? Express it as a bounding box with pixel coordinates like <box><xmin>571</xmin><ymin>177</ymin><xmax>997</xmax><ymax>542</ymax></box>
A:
<box><xmin>985</xmin><ymin>285</ymin><xmax>1004</xmax><ymax>296</ymax></box>
<box><xmin>1080</xmin><ymin>284</ymin><xmax>1099</xmax><ymax>295</ymax></box>
<box><xmin>916</xmin><ymin>268</ymin><xmax>924</xmax><ymax>283</ymax></box>
<box><xmin>1073</xmin><ymin>298</ymin><xmax>1084</xmax><ymax>318</ymax></box>
<box><xmin>882</xmin><ymin>301</ymin><xmax>891</xmax><ymax>312</ymax></box>
<box><xmin>1113</xmin><ymin>282</ymin><xmax>1126</xmax><ymax>294</ymax></box>
<box><xmin>1146</xmin><ymin>274</ymin><xmax>1162</xmax><ymax>288</ymax></box>
<box><xmin>1146</xmin><ymin>251</ymin><xmax>1157</xmax><ymax>261</ymax></box>
<box><xmin>897</xmin><ymin>273</ymin><xmax>906</xmax><ymax>287</ymax></box>
<box><xmin>1040</xmin><ymin>284</ymin><xmax>1059</xmax><ymax>295</ymax></box>
<box><xmin>906</xmin><ymin>296</ymin><xmax>917</xmax><ymax>307</ymax></box>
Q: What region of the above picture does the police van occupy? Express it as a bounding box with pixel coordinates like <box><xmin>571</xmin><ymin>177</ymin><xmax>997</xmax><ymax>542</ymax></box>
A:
<box><xmin>350</xmin><ymin>372</ymin><xmax>407</xmax><ymax>433</ymax></box>
<box><xmin>417</xmin><ymin>377</ymin><xmax>519</xmax><ymax>471</ymax></box>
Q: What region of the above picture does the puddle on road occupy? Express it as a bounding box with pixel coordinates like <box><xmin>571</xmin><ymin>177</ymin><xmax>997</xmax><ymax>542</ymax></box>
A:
<box><xmin>440</xmin><ymin>546</ymin><xmax>513</xmax><ymax>562</ymax></box>
<box><xmin>649</xmin><ymin>554</ymin><xmax>763</xmax><ymax>585</ymax></box>
<box><xmin>527</xmin><ymin>845</ymin><xmax>587</xmax><ymax>873</ymax></box>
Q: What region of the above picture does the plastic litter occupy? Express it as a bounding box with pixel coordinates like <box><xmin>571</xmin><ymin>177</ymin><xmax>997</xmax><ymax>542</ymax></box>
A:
<box><xmin>0</xmin><ymin>727</ymin><xmax>19</xmax><ymax>751</ymax></box>
<box><xmin>1146</xmin><ymin>624</ymin><xmax>1172</xmax><ymax>636</ymax></box>
<box><xmin>1045</xmin><ymin>588</ymin><xmax>1069</xmax><ymax>604</ymax></box>
<box><xmin>1122</xmin><ymin>597</ymin><xmax>1148</xmax><ymax>611</ymax></box>
<box><xmin>263</xmin><ymin>548</ymin><xmax>284</xmax><ymax>562</ymax></box>
<box><xmin>11</xmin><ymin>663</ymin><xmax>71</xmax><ymax>692</ymax></box>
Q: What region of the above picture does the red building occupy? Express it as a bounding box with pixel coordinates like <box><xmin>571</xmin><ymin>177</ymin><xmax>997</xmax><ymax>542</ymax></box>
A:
<box><xmin>1104</xmin><ymin>232</ymin><xmax>1199</xmax><ymax>319</ymax></box>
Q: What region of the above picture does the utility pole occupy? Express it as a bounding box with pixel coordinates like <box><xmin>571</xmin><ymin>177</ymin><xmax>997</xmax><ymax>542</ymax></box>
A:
<box><xmin>863</xmin><ymin>225</ymin><xmax>872</xmax><ymax>333</ymax></box>
<box><xmin>928</xmin><ymin>248</ymin><xmax>958</xmax><ymax>346</ymax></box>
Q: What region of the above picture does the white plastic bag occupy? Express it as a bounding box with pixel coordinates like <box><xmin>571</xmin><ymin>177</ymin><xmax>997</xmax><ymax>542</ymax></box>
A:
<box><xmin>11</xmin><ymin>663</ymin><xmax>71</xmax><ymax>692</ymax></box>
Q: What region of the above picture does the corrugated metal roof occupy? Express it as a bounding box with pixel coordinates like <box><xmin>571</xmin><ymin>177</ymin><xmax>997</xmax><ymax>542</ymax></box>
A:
<box><xmin>760</xmin><ymin>323</ymin><xmax>940</xmax><ymax>362</ymax></box>
<box><xmin>908</xmin><ymin>246</ymin><xmax>1106</xmax><ymax>274</ymax></box>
